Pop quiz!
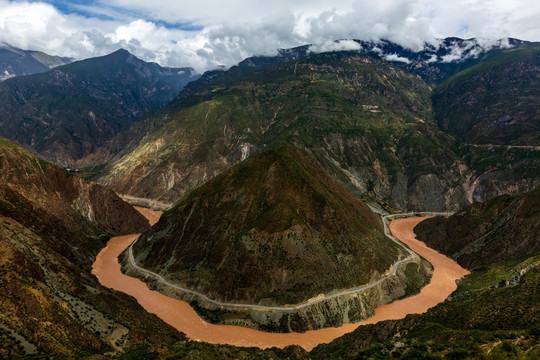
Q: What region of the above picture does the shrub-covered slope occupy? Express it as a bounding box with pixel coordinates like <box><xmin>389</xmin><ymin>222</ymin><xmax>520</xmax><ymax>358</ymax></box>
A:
<box><xmin>132</xmin><ymin>146</ymin><xmax>402</xmax><ymax>305</ymax></box>
<box><xmin>0</xmin><ymin>137</ymin><xmax>183</xmax><ymax>357</ymax></box>
<box><xmin>414</xmin><ymin>187</ymin><xmax>540</xmax><ymax>269</ymax></box>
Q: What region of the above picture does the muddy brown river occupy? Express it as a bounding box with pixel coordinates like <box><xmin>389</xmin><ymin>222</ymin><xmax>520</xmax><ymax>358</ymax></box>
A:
<box><xmin>92</xmin><ymin>214</ymin><xmax>469</xmax><ymax>351</ymax></box>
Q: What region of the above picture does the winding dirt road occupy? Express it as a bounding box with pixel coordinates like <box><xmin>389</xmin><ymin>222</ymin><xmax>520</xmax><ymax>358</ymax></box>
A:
<box><xmin>92</xmin><ymin>212</ymin><xmax>469</xmax><ymax>351</ymax></box>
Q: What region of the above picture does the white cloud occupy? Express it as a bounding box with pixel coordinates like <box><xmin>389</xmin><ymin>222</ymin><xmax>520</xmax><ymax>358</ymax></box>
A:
<box><xmin>308</xmin><ymin>39</ymin><xmax>362</xmax><ymax>53</ymax></box>
<box><xmin>426</xmin><ymin>54</ymin><xmax>438</xmax><ymax>63</ymax></box>
<box><xmin>384</xmin><ymin>53</ymin><xmax>411</xmax><ymax>63</ymax></box>
<box><xmin>0</xmin><ymin>0</ymin><xmax>539</xmax><ymax>72</ymax></box>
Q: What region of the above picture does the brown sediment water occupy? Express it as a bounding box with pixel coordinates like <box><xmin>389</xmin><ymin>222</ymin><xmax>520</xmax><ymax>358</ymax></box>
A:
<box><xmin>133</xmin><ymin>206</ymin><xmax>161</xmax><ymax>226</ymax></box>
<box><xmin>92</xmin><ymin>214</ymin><xmax>469</xmax><ymax>351</ymax></box>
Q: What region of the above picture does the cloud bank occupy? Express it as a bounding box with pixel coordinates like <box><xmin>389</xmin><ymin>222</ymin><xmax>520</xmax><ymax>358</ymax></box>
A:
<box><xmin>1</xmin><ymin>0</ymin><xmax>539</xmax><ymax>72</ymax></box>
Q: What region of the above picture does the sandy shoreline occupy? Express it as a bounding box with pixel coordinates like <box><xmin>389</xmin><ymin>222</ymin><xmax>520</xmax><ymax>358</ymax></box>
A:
<box><xmin>92</xmin><ymin>213</ymin><xmax>469</xmax><ymax>351</ymax></box>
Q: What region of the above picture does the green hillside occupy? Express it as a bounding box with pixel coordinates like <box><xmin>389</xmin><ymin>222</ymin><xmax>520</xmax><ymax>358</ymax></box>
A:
<box><xmin>434</xmin><ymin>44</ymin><xmax>540</xmax><ymax>145</ymax></box>
<box><xmin>133</xmin><ymin>146</ymin><xmax>400</xmax><ymax>303</ymax></box>
<box><xmin>96</xmin><ymin>51</ymin><xmax>469</xmax><ymax>211</ymax></box>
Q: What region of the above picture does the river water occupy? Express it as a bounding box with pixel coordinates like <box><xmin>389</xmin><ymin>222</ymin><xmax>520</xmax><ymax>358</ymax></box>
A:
<box><xmin>92</xmin><ymin>214</ymin><xmax>469</xmax><ymax>351</ymax></box>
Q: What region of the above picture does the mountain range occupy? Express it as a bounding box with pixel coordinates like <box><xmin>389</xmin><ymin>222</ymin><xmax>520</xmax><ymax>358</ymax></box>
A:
<box><xmin>0</xmin><ymin>37</ymin><xmax>539</xmax><ymax>358</ymax></box>
<box><xmin>0</xmin><ymin>48</ymin><xmax>199</xmax><ymax>165</ymax></box>
<box><xmin>70</xmin><ymin>38</ymin><xmax>539</xmax><ymax>214</ymax></box>
<box><xmin>0</xmin><ymin>43</ymin><xmax>72</xmax><ymax>81</ymax></box>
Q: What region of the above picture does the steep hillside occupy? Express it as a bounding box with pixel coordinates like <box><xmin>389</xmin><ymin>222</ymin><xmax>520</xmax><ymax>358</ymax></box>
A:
<box><xmin>92</xmin><ymin>51</ymin><xmax>470</xmax><ymax>211</ymax></box>
<box><xmin>311</xmin><ymin>190</ymin><xmax>540</xmax><ymax>359</ymax></box>
<box><xmin>434</xmin><ymin>44</ymin><xmax>540</xmax><ymax>145</ymax></box>
<box><xmin>0</xmin><ymin>42</ymin><xmax>72</xmax><ymax>81</ymax></box>
<box><xmin>0</xmin><ymin>49</ymin><xmax>198</xmax><ymax>165</ymax></box>
<box><xmin>0</xmin><ymin>137</ymin><xmax>183</xmax><ymax>357</ymax></box>
<box><xmin>0</xmin><ymin>136</ymin><xmax>149</xmax><ymax>236</ymax></box>
<box><xmin>311</xmin><ymin>254</ymin><xmax>540</xmax><ymax>359</ymax></box>
<box><xmin>414</xmin><ymin>187</ymin><xmax>540</xmax><ymax>269</ymax></box>
<box><xmin>126</xmin><ymin>146</ymin><xmax>430</xmax><ymax>331</ymax></box>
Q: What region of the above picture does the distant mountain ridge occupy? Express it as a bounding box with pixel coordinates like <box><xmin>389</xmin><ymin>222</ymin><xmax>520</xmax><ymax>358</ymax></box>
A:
<box><xmin>81</xmin><ymin>37</ymin><xmax>540</xmax><ymax>212</ymax></box>
<box><xmin>89</xmin><ymin>47</ymin><xmax>471</xmax><ymax>211</ymax></box>
<box><xmin>0</xmin><ymin>42</ymin><xmax>72</xmax><ymax>81</ymax></box>
<box><xmin>0</xmin><ymin>49</ymin><xmax>199</xmax><ymax>165</ymax></box>
<box><xmin>182</xmin><ymin>37</ymin><xmax>529</xmax><ymax>93</ymax></box>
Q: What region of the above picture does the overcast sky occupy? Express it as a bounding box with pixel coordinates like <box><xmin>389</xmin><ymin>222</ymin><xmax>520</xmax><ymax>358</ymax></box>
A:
<box><xmin>1</xmin><ymin>0</ymin><xmax>539</xmax><ymax>72</ymax></box>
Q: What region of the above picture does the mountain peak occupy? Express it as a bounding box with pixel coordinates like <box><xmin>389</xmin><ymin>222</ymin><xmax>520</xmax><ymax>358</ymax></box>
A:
<box><xmin>131</xmin><ymin>146</ymin><xmax>403</xmax><ymax>311</ymax></box>
<box><xmin>110</xmin><ymin>48</ymin><xmax>131</xmax><ymax>57</ymax></box>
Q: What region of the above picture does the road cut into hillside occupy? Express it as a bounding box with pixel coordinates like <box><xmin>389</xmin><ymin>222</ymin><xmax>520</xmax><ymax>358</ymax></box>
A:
<box><xmin>92</xmin><ymin>212</ymin><xmax>469</xmax><ymax>351</ymax></box>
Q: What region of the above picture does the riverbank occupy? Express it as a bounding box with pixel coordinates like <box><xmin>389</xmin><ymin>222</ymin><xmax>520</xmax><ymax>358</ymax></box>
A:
<box><xmin>92</xmin><ymin>213</ymin><xmax>468</xmax><ymax>351</ymax></box>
